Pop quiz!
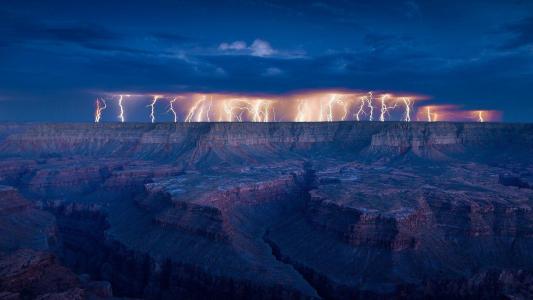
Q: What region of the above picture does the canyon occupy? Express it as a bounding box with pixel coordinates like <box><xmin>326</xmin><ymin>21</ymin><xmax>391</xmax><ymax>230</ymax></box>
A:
<box><xmin>0</xmin><ymin>122</ymin><xmax>532</xmax><ymax>299</ymax></box>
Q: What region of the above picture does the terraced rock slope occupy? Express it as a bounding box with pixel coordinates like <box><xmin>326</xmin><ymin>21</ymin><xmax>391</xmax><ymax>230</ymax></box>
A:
<box><xmin>1</xmin><ymin>122</ymin><xmax>532</xmax><ymax>299</ymax></box>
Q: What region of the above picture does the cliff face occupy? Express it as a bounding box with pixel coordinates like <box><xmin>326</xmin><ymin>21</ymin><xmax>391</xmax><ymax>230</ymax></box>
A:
<box><xmin>0</xmin><ymin>249</ymin><xmax>113</xmax><ymax>299</ymax></box>
<box><xmin>1</xmin><ymin>122</ymin><xmax>531</xmax><ymax>162</ymax></box>
<box><xmin>0</xmin><ymin>185</ymin><xmax>56</xmax><ymax>253</ymax></box>
<box><xmin>1</xmin><ymin>122</ymin><xmax>533</xmax><ymax>299</ymax></box>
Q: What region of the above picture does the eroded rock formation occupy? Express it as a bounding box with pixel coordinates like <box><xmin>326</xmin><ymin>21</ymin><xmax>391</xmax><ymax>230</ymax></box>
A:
<box><xmin>0</xmin><ymin>122</ymin><xmax>532</xmax><ymax>299</ymax></box>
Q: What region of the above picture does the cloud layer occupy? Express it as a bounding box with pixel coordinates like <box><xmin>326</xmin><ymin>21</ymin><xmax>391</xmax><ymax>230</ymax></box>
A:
<box><xmin>0</xmin><ymin>1</ymin><xmax>532</xmax><ymax>121</ymax></box>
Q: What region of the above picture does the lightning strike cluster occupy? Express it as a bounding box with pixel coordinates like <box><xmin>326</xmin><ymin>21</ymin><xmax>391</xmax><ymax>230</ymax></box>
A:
<box><xmin>94</xmin><ymin>91</ymin><xmax>500</xmax><ymax>123</ymax></box>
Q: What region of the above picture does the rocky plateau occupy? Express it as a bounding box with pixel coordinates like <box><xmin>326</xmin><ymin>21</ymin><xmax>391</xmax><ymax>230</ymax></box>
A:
<box><xmin>0</xmin><ymin>122</ymin><xmax>532</xmax><ymax>299</ymax></box>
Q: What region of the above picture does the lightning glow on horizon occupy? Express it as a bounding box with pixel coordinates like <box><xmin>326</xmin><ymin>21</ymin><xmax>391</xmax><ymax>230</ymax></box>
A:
<box><xmin>185</xmin><ymin>96</ymin><xmax>204</xmax><ymax>122</ymax></box>
<box><xmin>295</xmin><ymin>100</ymin><xmax>307</xmax><ymax>122</ymax></box>
<box><xmin>327</xmin><ymin>95</ymin><xmax>336</xmax><ymax>122</ymax></box>
<box><xmin>251</xmin><ymin>99</ymin><xmax>271</xmax><ymax>122</ymax></box>
<box><xmin>477</xmin><ymin>111</ymin><xmax>484</xmax><ymax>123</ymax></box>
<box><xmin>97</xmin><ymin>90</ymin><xmax>500</xmax><ymax>123</ymax></box>
<box><xmin>206</xmin><ymin>97</ymin><xmax>213</xmax><ymax>122</ymax></box>
<box><xmin>426</xmin><ymin>106</ymin><xmax>438</xmax><ymax>122</ymax></box>
<box><xmin>94</xmin><ymin>98</ymin><xmax>107</xmax><ymax>123</ymax></box>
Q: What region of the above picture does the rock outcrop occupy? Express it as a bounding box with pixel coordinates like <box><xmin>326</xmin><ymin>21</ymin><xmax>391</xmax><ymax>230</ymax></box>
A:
<box><xmin>0</xmin><ymin>122</ymin><xmax>531</xmax><ymax>163</ymax></box>
<box><xmin>0</xmin><ymin>249</ymin><xmax>112</xmax><ymax>299</ymax></box>
<box><xmin>0</xmin><ymin>122</ymin><xmax>532</xmax><ymax>299</ymax></box>
<box><xmin>0</xmin><ymin>186</ymin><xmax>56</xmax><ymax>253</ymax></box>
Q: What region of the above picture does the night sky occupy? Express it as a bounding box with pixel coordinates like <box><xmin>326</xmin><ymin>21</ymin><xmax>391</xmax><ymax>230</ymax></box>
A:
<box><xmin>1</xmin><ymin>0</ymin><xmax>532</xmax><ymax>122</ymax></box>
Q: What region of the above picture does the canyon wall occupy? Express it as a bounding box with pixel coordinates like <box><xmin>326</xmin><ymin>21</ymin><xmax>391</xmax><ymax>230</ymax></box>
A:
<box><xmin>0</xmin><ymin>122</ymin><xmax>531</xmax><ymax>163</ymax></box>
<box><xmin>1</xmin><ymin>122</ymin><xmax>533</xmax><ymax>299</ymax></box>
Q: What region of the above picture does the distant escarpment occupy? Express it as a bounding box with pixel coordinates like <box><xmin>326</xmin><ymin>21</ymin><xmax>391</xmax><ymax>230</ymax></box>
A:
<box><xmin>0</xmin><ymin>122</ymin><xmax>531</xmax><ymax>163</ymax></box>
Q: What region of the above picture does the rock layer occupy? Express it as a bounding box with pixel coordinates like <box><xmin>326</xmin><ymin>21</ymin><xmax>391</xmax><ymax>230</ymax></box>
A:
<box><xmin>0</xmin><ymin>122</ymin><xmax>532</xmax><ymax>299</ymax></box>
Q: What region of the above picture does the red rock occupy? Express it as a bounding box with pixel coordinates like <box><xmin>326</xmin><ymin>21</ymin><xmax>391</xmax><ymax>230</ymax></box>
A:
<box><xmin>0</xmin><ymin>123</ymin><xmax>532</xmax><ymax>299</ymax></box>
<box><xmin>0</xmin><ymin>249</ymin><xmax>79</xmax><ymax>296</ymax></box>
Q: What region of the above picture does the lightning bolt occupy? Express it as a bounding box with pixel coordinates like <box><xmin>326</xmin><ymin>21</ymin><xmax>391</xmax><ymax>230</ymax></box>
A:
<box><xmin>295</xmin><ymin>100</ymin><xmax>307</xmax><ymax>122</ymax></box>
<box><xmin>221</xmin><ymin>98</ymin><xmax>271</xmax><ymax>122</ymax></box>
<box><xmin>324</xmin><ymin>94</ymin><xmax>348</xmax><ymax>121</ymax></box>
<box><xmin>355</xmin><ymin>96</ymin><xmax>366</xmax><ymax>121</ymax></box>
<box><xmin>401</xmin><ymin>97</ymin><xmax>412</xmax><ymax>122</ymax></box>
<box><xmin>195</xmin><ymin>100</ymin><xmax>204</xmax><ymax>122</ymax></box>
<box><xmin>168</xmin><ymin>97</ymin><xmax>178</xmax><ymax>123</ymax></box>
<box><xmin>339</xmin><ymin>98</ymin><xmax>348</xmax><ymax>121</ymax></box>
<box><xmin>148</xmin><ymin>95</ymin><xmax>161</xmax><ymax>123</ymax></box>
<box><xmin>222</xmin><ymin>100</ymin><xmax>233</xmax><ymax>121</ymax></box>
<box><xmin>206</xmin><ymin>97</ymin><xmax>213</xmax><ymax>122</ymax></box>
<box><xmin>319</xmin><ymin>101</ymin><xmax>325</xmax><ymax>122</ymax></box>
<box><xmin>185</xmin><ymin>95</ymin><xmax>208</xmax><ymax>122</ymax></box>
<box><xmin>258</xmin><ymin>100</ymin><xmax>268</xmax><ymax>122</ymax></box>
<box><xmin>252</xmin><ymin>101</ymin><xmax>259</xmax><ymax>122</ymax></box>
<box><xmin>94</xmin><ymin>98</ymin><xmax>107</xmax><ymax>123</ymax></box>
<box><xmin>327</xmin><ymin>94</ymin><xmax>336</xmax><ymax>122</ymax></box>
<box><xmin>117</xmin><ymin>95</ymin><xmax>125</xmax><ymax>123</ymax></box>
<box><xmin>366</xmin><ymin>92</ymin><xmax>374</xmax><ymax>121</ymax></box>
<box><xmin>185</xmin><ymin>98</ymin><xmax>202</xmax><ymax>122</ymax></box>
<box><xmin>426</xmin><ymin>107</ymin><xmax>438</xmax><ymax>122</ymax></box>
<box><xmin>379</xmin><ymin>94</ymin><xmax>397</xmax><ymax>122</ymax></box>
<box><xmin>478</xmin><ymin>111</ymin><xmax>484</xmax><ymax>122</ymax></box>
<box><xmin>264</xmin><ymin>101</ymin><xmax>271</xmax><ymax>122</ymax></box>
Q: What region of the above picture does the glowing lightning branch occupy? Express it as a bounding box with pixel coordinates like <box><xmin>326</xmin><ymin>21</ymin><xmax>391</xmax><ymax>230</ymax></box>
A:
<box><xmin>195</xmin><ymin>99</ymin><xmax>205</xmax><ymax>122</ymax></box>
<box><xmin>319</xmin><ymin>101</ymin><xmax>324</xmax><ymax>122</ymax></box>
<box><xmin>402</xmin><ymin>97</ymin><xmax>412</xmax><ymax>122</ymax></box>
<box><xmin>338</xmin><ymin>98</ymin><xmax>348</xmax><ymax>121</ymax></box>
<box><xmin>379</xmin><ymin>95</ymin><xmax>397</xmax><ymax>122</ymax></box>
<box><xmin>327</xmin><ymin>95</ymin><xmax>336</xmax><ymax>122</ymax></box>
<box><xmin>366</xmin><ymin>92</ymin><xmax>375</xmax><ymax>121</ymax></box>
<box><xmin>94</xmin><ymin>98</ymin><xmax>107</xmax><ymax>123</ymax></box>
<box><xmin>478</xmin><ymin>111</ymin><xmax>484</xmax><ymax>122</ymax></box>
<box><xmin>168</xmin><ymin>97</ymin><xmax>177</xmax><ymax>123</ymax></box>
<box><xmin>148</xmin><ymin>96</ymin><xmax>161</xmax><ymax>123</ymax></box>
<box><xmin>426</xmin><ymin>107</ymin><xmax>438</xmax><ymax>122</ymax></box>
<box><xmin>263</xmin><ymin>101</ymin><xmax>271</xmax><ymax>122</ymax></box>
<box><xmin>222</xmin><ymin>100</ymin><xmax>233</xmax><ymax>121</ymax></box>
<box><xmin>185</xmin><ymin>99</ymin><xmax>202</xmax><ymax>122</ymax></box>
<box><xmin>117</xmin><ymin>95</ymin><xmax>125</xmax><ymax>123</ymax></box>
<box><xmin>325</xmin><ymin>94</ymin><xmax>348</xmax><ymax>121</ymax></box>
<box><xmin>295</xmin><ymin>100</ymin><xmax>308</xmax><ymax>122</ymax></box>
<box><xmin>220</xmin><ymin>98</ymin><xmax>273</xmax><ymax>122</ymax></box>
<box><xmin>252</xmin><ymin>100</ymin><xmax>263</xmax><ymax>122</ymax></box>
<box><xmin>206</xmin><ymin>97</ymin><xmax>213</xmax><ymax>122</ymax></box>
<box><xmin>355</xmin><ymin>96</ymin><xmax>366</xmax><ymax>121</ymax></box>
<box><xmin>185</xmin><ymin>96</ymin><xmax>209</xmax><ymax>122</ymax></box>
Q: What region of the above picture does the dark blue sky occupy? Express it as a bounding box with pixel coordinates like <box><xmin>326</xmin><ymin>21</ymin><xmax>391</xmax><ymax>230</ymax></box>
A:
<box><xmin>1</xmin><ymin>0</ymin><xmax>532</xmax><ymax>121</ymax></box>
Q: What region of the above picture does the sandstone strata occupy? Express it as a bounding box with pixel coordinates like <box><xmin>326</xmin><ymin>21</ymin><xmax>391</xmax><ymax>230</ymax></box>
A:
<box><xmin>0</xmin><ymin>122</ymin><xmax>532</xmax><ymax>299</ymax></box>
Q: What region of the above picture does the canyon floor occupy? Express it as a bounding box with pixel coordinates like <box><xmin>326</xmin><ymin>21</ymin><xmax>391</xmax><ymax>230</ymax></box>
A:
<box><xmin>1</xmin><ymin>122</ymin><xmax>533</xmax><ymax>299</ymax></box>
